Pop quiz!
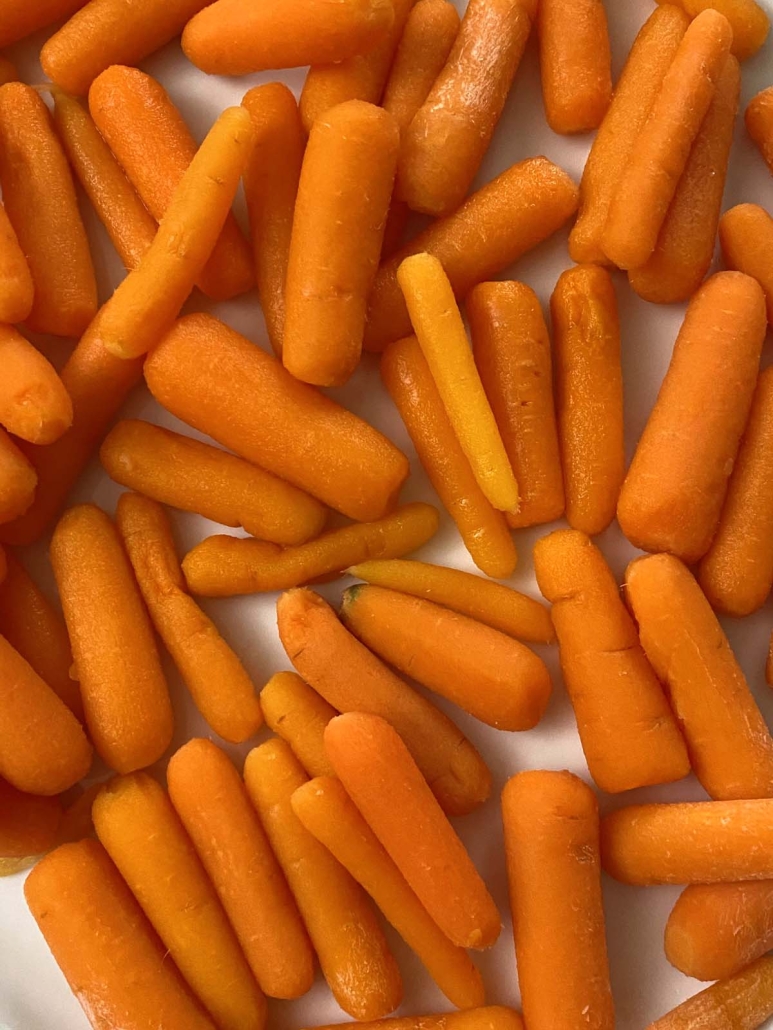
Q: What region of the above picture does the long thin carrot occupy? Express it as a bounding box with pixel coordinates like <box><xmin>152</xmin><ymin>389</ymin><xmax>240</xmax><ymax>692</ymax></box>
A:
<box><xmin>660</xmin><ymin>0</ymin><xmax>770</xmax><ymax>59</ymax></box>
<box><xmin>244</xmin><ymin>738</ymin><xmax>403</xmax><ymax>1020</ymax></box>
<box><xmin>746</xmin><ymin>86</ymin><xmax>773</xmax><ymax>171</ymax></box>
<box><xmin>647</xmin><ymin>955</ymin><xmax>773</xmax><ymax>1030</ymax></box>
<box><xmin>0</xmin><ymin>326</ymin><xmax>72</xmax><ymax>445</ymax></box>
<box><xmin>260</xmin><ymin>672</ymin><xmax>337</xmax><ymax>778</ymax></box>
<box><xmin>0</xmin><ymin>0</ymin><xmax>86</xmax><ymax>48</ymax></box>
<box><xmin>276</xmin><ymin>588</ymin><xmax>491</xmax><ymax>816</ymax></box>
<box><xmin>292</xmin><ymin>775</ymin><xmax>486</xmax><ymax>1009</ymax></box>
<box><xmin>305</xmin><ymin>1009</ymin><xmax>524</xmax><ymax>1030</ymax></box>
<box><xmin>720</xmin><ymin>203</ymin><xmax>773</xmax><ymax>323</ymax></box>
<box><xmin>502</xmin><ymin>770</ymin><xmax>615</xmax><ymax>1030</ymax></box>
<box><xmin>167</xmin><ymin>739</ymin><xmax>316</xmax><ymax>1000</ymax></box>
<box><xmin>0</xmin><ymin>201</ymin><xmax>33</xmax><ymax>325</ymax></box>
<box><xmin>0</xmin><ymin>779</ymin><xmax>62</xmax><ymax>858</ymax></box>
<box><xmin>0</xmin><ymin>428</ymin><xmax>36</xmax><ymax>525</ymax></box>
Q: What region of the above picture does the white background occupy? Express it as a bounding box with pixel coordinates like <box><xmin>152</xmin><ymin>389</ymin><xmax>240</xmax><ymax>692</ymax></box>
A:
<box><xmin>2</xmin><ymin>1</ymin><xmax>773</xmax><ymax>1026</ymax></box>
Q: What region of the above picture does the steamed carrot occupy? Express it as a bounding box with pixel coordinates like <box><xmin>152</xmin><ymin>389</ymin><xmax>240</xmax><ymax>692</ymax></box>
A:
<box><xmin>101</xmin><ymin>420</ymin><xmax>326</xmax><ymax>547</ymax></box>
<box><xmin>0</xmin><ymin>779</ymin><xmax>62</xmax><ymax>858</ymax></box>
<box><xmin>292</xmin><ymin>775</ymin><xmax>486</xmax><ymax>1009</ymax></box>
<box><xmin>242</xmin><ymin>84</ymin><xmax>305</xmax><ymax>358</ymax></box>
<box><xmin>602</xmin><ymin>9</ymin><xmax>733</xmax><ymax>270</ymax></box>
<box><xmin>341</xmin><ymin>585</ymin><xmax>552</xmax><ymax>731</ymax></box>
<box><xmin>115</xmin><ymin>493</ymin><xmax>264</xmax><ymax>744</ymax></box>
<box><xmin>648</xmin><ymin>955</ymin><xmax>773</xmax><ymax>1030</ymax></box>
<box><xmin>626</xmin><ymin>553</ymin><xmax>773</xmax><ymax>801</ymax></box>
<box><xmin>629</xmin><ymin>54</ymin><xmax>740</xmax><ymax>304</ymax></box>
<box><xmin>89</xmin><ymin>67</ymin><xmax>253</xmax><ymax>301</ymax></box>
<box><xmin>0</xmin><ymin>201</ymin><xmax>34</xmax><ymax>325</ymax></box>
<box><xmin>25</xmin><ymin>839</ymin><xmax>218</xmax><ymax>1030</ymax></box>
<box><xmin>397</xmin><ymin>0</ymin><xmax>535</xmax><ymax>216</ymax></box>
<box><xmin>50</xmin><ymin>504</ymin><xmax>174</xmax><ymax>775</ymax></box>
<box><xmin>365</xmin><ymin>157</ymin><xmax>579</xmax><ymax>351</ymax></box>
<box><xmin>0</xmin><ymin>0</ymin><xmax>86</xmax><ymax>48</ymax></box>
<box><xmin>260</xmin><ymin>672</ymin><xmax>337</xmax><ymax>778</ymax></box>
<box><xmin>0</xmin><ymin>326</ymin><xmax>72</xmax><ymax>445</ymax></box>
<box><xmin>746</xmin><ymin>86</ymin><xmax>773</xmax><ymax>171</ymax></box>
<box><xmin>94</xmin><ymin>773</ymin><xmax>267</xmax><ymax>1030</ymax></box>
<box><xmin>0</xmin><ymin>83</ymin><xmax>97</xmax><ymax>338</ymax></box>
<box><xmin>660</xmin><ymin>0</ymin><xmax>770</xmax><ymax>59</ymax></box>
<box><xmin>244</xmin><ymin>738</ymin><xmax>403</xmax><ymax>1020</ymax></box>
<box><xmin>618</xmin><ymin>272</ymin><xmax>766</xmax><ymax>563</ymax></box>
<box><xmin>325</xmin><ymin>712</ymin><xmax>501</xmax><ymax>949</ymax></box>
<box><xmin>502</xmin><ymin>771</ymin><xmax>615</xmax><ymax>1030</ymax></box>
<box><xmin>276</xmin><ymin>588</ymin><xmax>491</xmax><ymax>816</ymax></box>
<box><xmin>551</xmin><ymin>264</ymin><xmax>624</xmax><ymax>537</ymax></box>
<box><xmin>144</xmin><ymin>314</ymin><xmax>409</xmax><ymax>523</ymax></box>
<box><xmin>0</xmin><ymin>428</ymin><xmax>36</xmax><ymax>525</ymax></box>
<box><xmin>305</xmin><ymin>1009</ymin><xmax>524</xmax><ymax>1030</ymax></box>
<box><xmin>720</xmin><ymin>204</ymin><xmax>773</xmax><ymax>322</ymax></box>
<box><xmin>168</xmin><ymin>739</ymin><xmax>316</xmax><ymax>1000</ymax></box>
<box><xmin>534</xmin><ymin>530</ymin><xmax>689</xmax><ymax>793</ymax></box>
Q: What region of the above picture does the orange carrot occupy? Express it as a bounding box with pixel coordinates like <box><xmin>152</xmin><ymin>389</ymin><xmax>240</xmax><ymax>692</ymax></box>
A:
<box><xmin>168</xmin><ymin>739</ymin><xmax>316</xmax><ymax>1000</ymax></box>
<box><xmin>534</xmin><ymin>530</ymin><xmax>689</xmax><ymax>792</ymax></box>
<box><xmin>0</xmin><ymin>201</ymin><xmax>34</xmax><ymax>325</ymax></box>
<box><xmin>720</xmin><ymin>203</ymin><xmax>773</xmax><ymax>322</ymax></box>
<box><xmin>0</xmin><ymin>83</ymin><xmax>97</xmax><ymax>337</ymax></box>
<box><xmin>305</xmin><ymin>1009</ymin><xmax>524</xmax><ymax>1030</ymax></box>
<box><xmin>0</xmin><ymin>778</ymin><xmax>62</xmax><ymax>858</ymax></box>
<box><xmin>502</xmin><ymin>771</ymin><xmax>615</xmax><ymax>1030</ymax></box>
<box><xmin>659</xmin><ymin>0</ymin><xmax>770</xmax><ymax>59</ymax></box>
<box><xmin>746</xmin><ymin>86</ymin><xmax>773</xmax><ymax>171</ymax></box>
<box><xmin>647</xmin><ymin>955</ymin><xmax>773</xmax><ymax>1030</ymax></box>
<box><xmin>0</xmin><ymin>428</ymin><xmax>36</xmax><ymax>525</ymax></box>
<box><xmin>0</xmin><ymin>325</ymin><xmax>72</xmax><ymax>445</ymax></box>
<box><xmin>276</xmin><ymin>588</ymin><xmax>491</xmax><ymax>816</ymax></box>
<box><xmin>244</xmin><ymin>738</ymin><xmax>403</xmax><ymax>1020</ymax></box>
<box><xmin>618</xmin><ymin>272</ymin><xmax>766</xmax><ymax>563</ymax></box>
<box><xmin>0</xmin><ymin>0</ymin><xmax>87</xmax><ymax>48</ymax></box>
<box><xmin>260</xmin><ymin>673</ymin><xmax>337</xmax><ymax>778</ymax></box>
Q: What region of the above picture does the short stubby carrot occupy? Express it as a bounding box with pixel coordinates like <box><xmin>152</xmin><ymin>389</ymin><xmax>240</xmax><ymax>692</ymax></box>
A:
<box><xmin>0</xmin><ymin>778</ymin><xmax>62</xmax><ymax>859</ymax></box>
<box><xmin>25</xmin><ymin>839</ymin><xmax>218</xmax><ymax>1030</ymax></box>
<box><xmin>397</xmin><ymin>0</ymin><xmax>535</xmax><ymax>216</ymax></box>
<box><xmin>551</xmin><ymin>264</ymin><xmax>624</xmax><ymax>537</ymax></box>
<box><xmin>469</xmin><ymin>281</ymin><xmax>564</xmax><ymax>528</ymax></box>
<box><xmin>381</xmin><ymin>335</ymin><xmax>517</xmax><ymax>578</ymax></box>
<box><xmin>182</xmin><ymin>0</ymin><xmax>395</xmax><ymax>75</ymax></box>
<box><xmin>182</xmin><ymin>503</ymin><xmax>439</xmax><ymax>596</ymax></box>
<box><xmin>0</xmin><ymin>429</ymin><xmax>36</xmax><ymax>526</ymax></box>
<box><xmin>626</xmin><ymin>553</ymin><xmax>773</xmax><ymax>800</ymax></box>
<box><xmin>0</xmin><ymin>201</ymin><xmax>34</xmax><ymax>325</ymax></box>
<box><xmin>305</xmin><ymin>1009</ymin><xmax>524</xmax><ymax>1030</ymax></box>
<box><xmin>629</xmin><ymin>54</ymin><xmax>740</xmax><ymax>304</ymax></box>
<box><xmin>168</xmin><ymin>739</ymin><xmax>316</xmax><ymax>1000</ymax></box>
<box><xmin>618</xmin><ymin>272</ymin><xmax>766</xmax><ymax>562</ymax></box>
<box><xmin>244</xmin><ymin>739</ymin><xmax>403</xmax><ymax>1020</ymax></box>
<box><xmin>93</xmin><ymin>774</ymin><xmax>267</xmax><ymax>1030</ymax></box>
<box><xmin>602</xmin><ymin>9</ymin><xmax>733</xmax><ymax>270</ymax></box>
<box><xmin>341</xmin><ymin>585</ymin><xmax>552</xmax><ymax>731</ymax></box>
<box><xmin>292</xmin><ymin>775</ymin><xmax>486</xmax><ymax>1009</ymax></box>
<box><xmin>0</xmin><ymin>0</ymin><xmax>86</xmax><ymax>48</ymax></box>
<box><xmin>50</xmin><ymin>504</ymin><xmax>174</xmax><ymax>775</ymax></box>
<box><xmin>365</xmin><ymin>157</ymin><xmax>579</xmax><ymax>351</ymax></box>
<box><xmin>647</xmin><ymin>954</ymin><xmax>773</xmax><ymax>1030</ymax></box>
<box><xmin>242</xmin><ymin>84</ymin><xmax>305</xmax><ymax>358</ymax></box>
<box><xmin>283</xmin><ymin>102</ymin><xmax>399</xmax><ymax>386</ymax></box>
<box><xmin>260</xmin><ymin>672</ymin><xmax>337</xmax><ymax>778</ymax></box>
<box><xmin>661</xmin><ymin>0</ymin><xmax>770</xmax><ymax>59</ymax></box>
<box><xmin>746</xmin><ymin>86</ymin><xmax>773</xmax><ymax>171</ymax></box>
<box><xmin>325</xmin><ymin>712</ymin><xmax>501</xmax><ymax>949</ymax></box>
<box><xmin>101</xmin><ymin>420</ymin><xmax>326</xmax><ymax>547</ymax></box>
<box><xmin>502</xmin><ymin>771</ymin><xmax>615</xmax><ymax>1030</ymax></box>
<box><xmin>720</xmin><ymin>204</ymin><xmax>773</xmax><ymax>323</ymax></box>
<box><xmin>0</xmin><ymin>83</ymin><xmax>97</xmax><ymax>338</ymax></box>
<box><xmin>537</xmin><ymin>0</ymin><xmax>611</xmax><ymax>134</ymax></box>
<box><xmin>115</xmin><ymin>493</ymin><xmax>264</xmax><ymax>745</ymax></box>
<box><xmin>276</xmin><ymin>588</ymin><xmax>491</xmax><ymax>816</ymax></box>
<box><xmin>0</xmin><ymin>325</ymin><xmax>73</xmax><ymax>445</ymax></box>
<box><xmin>144</xmin><ymin>313</ymin><xmax>409</xmax><ymax>523</ymax></box>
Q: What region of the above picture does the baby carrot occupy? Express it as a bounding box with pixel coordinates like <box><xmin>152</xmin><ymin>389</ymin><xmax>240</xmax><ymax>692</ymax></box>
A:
<box><xmin>746</xmin><ymin>86</ymin><xmax>773</xmax><ymax>171</ymax></box>
<box><xmin>629</xmin><ymin>54</ymin><xmax>740</xmax><ymax>304</ymax></box>
<box><xmin>569</xmin><ymin>4</ymin><xmax>689</xmax><ymax>265</ymax></box>
<box><xmin>602</xmin><ymin>9</ymin><xmax>733</xmax><ymax>270</ymax></box>
<box><xmin>0</xmin><ymin>83</ymin><xmax>97</xmax><ymax>338</ymax></box>
<box><xmin>93</xmin><ymin>774</ymin><xmax>267</xmax><ymax>1030</ymax></box>
<box><xmin>101</xmin><ymin>420</ymin><xmax>326</xmax><ymax>547</ymax></box>
<box><xmin>144</xmin><ymin>314</ymin><xmax>409</xmax><ymax>523</ymax></box>
<box><xmin>648</xmin><ymin>955</ymin><xmax>773</xmax><ymax>1030</ymax></box>
<box><xmin>0</xmin><ymin>202</ymin><xmax>34</xmax><ymax>325</ymax></box>
<box><xmin>305</xmin><ymin>1009</ymin><xmax>524</xmax><ymax>1030</ymax></box>
<box><xmin>167</xmin><ymin>739</ymin><xmax>315</xmax><ymax>1000</ymax></box>
<box><xmin>0</xmin><ymin>429</ymin><xmax>36</xmax><ymax>525</ymax></box>
<box><xmin>551</xmin><ymin>264</ymin><xmax>624</xmax><ymax>537</ymax></box>
<box><xmin>292</xmin><ymin>775</ymin><xmax>486</xmax><ymax>1009</ymax></box>
<box><xmin>381</xmin><ymin>335</ymin><xmax>517</xmax><ymax>578</ymax></box>
<box><xmin>537</xmin><ymin>0</ymin><xmax>611</xmax><ymax>134</ymax></box>
<box><xmin>284</xmin><ymin>101</ymin><xmax>399</xmax><ymax>386</ymax></box>
<box><xmin>365</xmin><ymin>157</ymin><xmax>579</xmax><ymax>351</ymax></box>
<box><xmin>182</xmin><ymin>0</ymin><xmax>395</xmax><ymax>75</ymax></box>
<box><xmin>618</xmin><ymin>272</ymin><xmax>766</xmax><ymax>562</ymax></box>
<box><xmin>0</xmin><ymin>0</ymin><xmax>86</xmax><ymax>48</ymax></box>
<box><xmin>260</xmin><ymin>672</ymin><xmax>337</xmax><ymax>778</ymax></box>
<box><xmin>25</xmin><ymin>839</ymin><xmax>218</xmax><ymax>1030</ymax></box>
<box><xmin>660</xmin><ymin>0</ymin><xmax>770</xmax><ymax>59</ymax></box>
<box><xmin>720</xmin><ymin>204</ymin><xmax>773</xmax><ymax>322</ymax></box>
<box><xmin>502</xmin><ymin>771</ymin><xmax>615</xmax><ymax>1030</ymax></box>
<box><xmin>0</xmin><ymin>325</ymin><xmax>72</xmax><ymax>445</ymax></box>
<box><xmin>89</xmin><ymin>67</ymin><xmax>253</xmax><ymax>301</ymax></box>
<box><xmin>398</xmin><ymin>253</ymin><xmax>519</xmax><ymax>513</ymax></box>
<box><xmin>469</xmin><ymin>281</ymin><xmax>564</xmax><ymax>528</ymax></box>
<box><xmin>626</xmin><ymin>553</ymin><xmax>773</xmax><ymax>800</ymax></box>
<box><xmin>115</xmin><ymin>493</ymin><xmax>263</xmax><ymax>744</ymax></box>
<box><xmin>276</xmin><ymin>588</ymin><xmax>491</xmax><ymax>816</ymax></box>
<box><xmin>244</xmin><ymin>738</ymin><xmax>403</xmax><ymax>1020</ymax></box>
<box><xmin>534</xmin><ymin>530</ymin><xmax>689</xmax><ymax>793</ymax></box>
<box><xmin>348</xmin><ymin>559</ymin><xmax>554</xmax><ymax>642</ymax></box>
<box><xmin>0</xmin><ymin>778</ymin><xmax>62</xmax><ymax>858</ymax></box>
<box><xmin>325</xmin><ymin>712</ymin><xmax>501</xmax><ymax>949</ymax></box>
<box><xmin>397</xmin><ymin>0</ymin><xmax>535</xmax><ymax>216</ymax></box>
<box><xmin>182</xmin><ymin>503</ymin><xmax>439</xmax><ymax>596</ymax></box>
<box><xmin>242</xmin><ymin>84</ymin><xmax>304</xmax><ymax>358</ymax></box>
<box><xmin>50</xmin><ymin>504</ymin><xmax>174</xmax><ymax>775</ymax></box>
<box><xmin>341</xmin><ymin>585</ymin><xmax>552</xmax><ymax>731</ymax></box>
<box><xmin>40</xmin><ymin>0</ymin><xmax>215</xmax><ymax>96</ymax></box>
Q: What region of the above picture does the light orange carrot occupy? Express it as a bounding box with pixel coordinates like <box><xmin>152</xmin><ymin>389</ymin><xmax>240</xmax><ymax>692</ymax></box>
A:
<box><xmin>746</xmin><ymin>86</ymin><xmax>773</xmax><ymax>171</ymax></box>
<box><xmin>648</xmin><ymin>954</ymin><xmax>773</xmax><ymax>1030</ymax></box>
<box><xmin>0</xmin><ymin>325</ymin><xmax>72</xmax><ymax>445</ymax></box>
<box><xmin>260</xmin><ymin>672</ymin><xmax>337</xmax><ymax>778</ymax></box>
<box><xmin>0</xmin><ymin>778</ymin><xmax>62</xmax><ymax>858</ymax></box>
<box><xmin>305</xmin><ymin>1009</ymin><xmax>524</xmax><ymax>1030</ymax></box>
<box><xmin>720</xmin><ymin>203</ymin><xmax>773</xmax><ymax>322</ymax></box>
<box><xmin>0</xmin><ymin>201</ymin><xmax>34</xmax><ymax>325</ymax></box>
<box><xmin>0</xmin><ymin>0</ymin><xmax>87</xmax><ymax>48</ymax></box>
<box><xmin>0</xmin><ymin>428</ymin><xmax>36</xmax><ymax>525</ymax></box>
<box><xmin>660</xmin><ymin>0</ymin><xmax>770</xmax><ymax>59</ymax></box>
